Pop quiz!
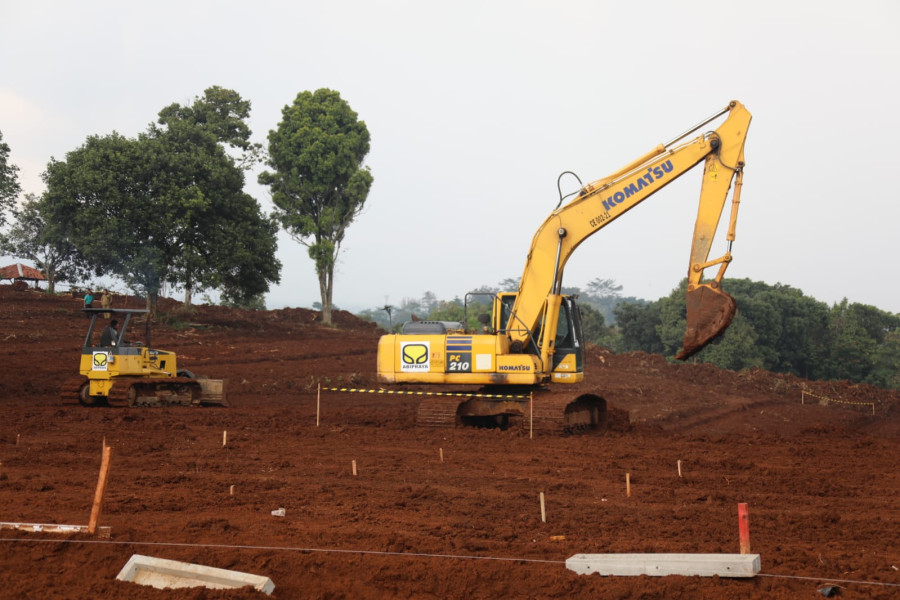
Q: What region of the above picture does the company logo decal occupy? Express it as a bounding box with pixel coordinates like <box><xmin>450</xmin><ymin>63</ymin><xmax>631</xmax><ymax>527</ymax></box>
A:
<box><xmin>499</xmin><ymin>364</ymin><xmax>531</xmax><ymax>372</ymax></box>
<box><xmin>401</xmin><ymin>342</ymin><xmax>430</xmax><ymax>372</ymax></box>
<box><xmin>600</xmin><ymin>159</ymin><xmax>674</xmax><ymax>213</ymax></box>
<box><xmin>92</xmin><ymin>351</ymin><xmax>109</xmax><ymax>371</ymax></box>
<box><xmin>446</xmin><ymin>336</ymin><xmax>472</xmax><ymax>372</ymax></box>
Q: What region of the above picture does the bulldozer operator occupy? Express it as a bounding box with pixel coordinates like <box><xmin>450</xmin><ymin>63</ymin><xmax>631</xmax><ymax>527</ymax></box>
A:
<box><xmin>100</xmin><ymin>319</ymin><xmax>119</xmax><ymax>347</ymax></box>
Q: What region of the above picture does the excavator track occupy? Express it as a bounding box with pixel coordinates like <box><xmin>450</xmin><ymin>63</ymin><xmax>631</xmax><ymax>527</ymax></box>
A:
<box><xmin>524</xmin><ymin>392</ymin><xmax>607</xmax><ymax>435</ymax></box>
<box><xmin>413</xmin><ymin>389</ymin><xmax>607</xmax><ymax>434</ymax></box>
<box><xmin>416</xmin><ymin>396</ymin><xmax>465</xmax><ymax>427</ymax></box>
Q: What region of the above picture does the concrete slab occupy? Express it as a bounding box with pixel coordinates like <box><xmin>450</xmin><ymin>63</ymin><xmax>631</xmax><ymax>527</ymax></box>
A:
<box><xmin>116</xmin><ymin>554</ymin><xmax>274</xmax><ymax>594</ymax></box>
<box><xmin>566</xmin><ymin>553</ymin><xmax>761</xmax><ymax>578</ymax></box>
<box><xmin>0</xmin><ymin>521</ymin><xmax>111</xmax><ymax>538</ymax></box>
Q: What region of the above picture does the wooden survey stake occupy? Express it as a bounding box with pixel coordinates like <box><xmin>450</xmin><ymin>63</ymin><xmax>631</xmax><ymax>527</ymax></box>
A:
<box><xmin>88</xmin><ymin>443</ymin><xmax>112</xmax><ymax>535</ymax></box>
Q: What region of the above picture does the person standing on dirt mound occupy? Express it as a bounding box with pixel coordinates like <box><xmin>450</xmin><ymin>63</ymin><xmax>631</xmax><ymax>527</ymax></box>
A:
<box><xmin>83</xmin><ymin>290</ymin><xmax>94</xmax><ymax>318</ymax></box>
<box><xmin>101</xmin><ymin>289</ymin><xmax>113</xmax><ymax>318</ymax></box>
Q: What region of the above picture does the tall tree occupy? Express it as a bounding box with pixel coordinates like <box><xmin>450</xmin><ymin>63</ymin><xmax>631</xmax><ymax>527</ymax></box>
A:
<box><xmin>259</xmin><ymin>88</ymin><xmax>373</xmax><ymax>325</ymax></box>
<box><xmin>152</xmin><ymin>89</ymin><xmax>278</xmax><ymax>306</ymax></box>
<box><xmin>42</xmin><ymin>87</ymin><xmax>280</xmax><ymax>311</ymax></box>
<box><xmin>0</xmin><ymin>129</ymin><xmax>21</xmax><ymax>230</ymax></box>
<box><xmin>585</xmin><ymin>277</ymin><xmax>623</xmax><ymax>299</ymax></box>
<box><xmin>498</xmin><ymin>277</ymin><xmax>521</xmax><ymax>292</ymax></box>
<box><xmin>583</xmin><ymin>277</ymin><xmax>628</xmax><ymax>324</ymax></box>
<box><xmin>0</xmin><ymin>194</ymin><xmax>87</xmax><ymax>292</ymax></box>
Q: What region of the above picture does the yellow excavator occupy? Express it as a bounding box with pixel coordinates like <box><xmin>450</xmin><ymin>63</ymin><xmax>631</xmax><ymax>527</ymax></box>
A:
<box><xmin>377</xmin><ymin>100</ymin><xmax>751</xmax><ymax>432</ymax></box>
<box><xmin>61</xmin><ymin>307</ymin><xmax>226</xmax><ymax>407</ymax></box>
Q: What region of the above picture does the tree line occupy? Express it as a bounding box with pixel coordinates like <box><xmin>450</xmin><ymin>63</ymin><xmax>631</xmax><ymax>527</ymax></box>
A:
<box><xmin>0</xmin><ymin>87</ymin><xmax>372</xmax><ymax>322</ymax></box>
<box><xmin>612</xmin><ymin>278</ymin><xmax>900</xmax><ymax>390</ymax></box>
<box><xmin>357</xmin><ymin>277</ymin><xmax>900</xmax><ymax>391</ymax></box>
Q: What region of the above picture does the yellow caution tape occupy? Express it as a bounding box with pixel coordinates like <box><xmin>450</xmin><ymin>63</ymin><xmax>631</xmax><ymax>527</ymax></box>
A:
<box><xmin>323</xmin><ymin>387</ymin><xmax>529</xmax><ymax>400</ymax></box>
<box><xmin>801</xmin><ymin>390</ymin><xmax>875</xmax><ymax>414</ymax></box>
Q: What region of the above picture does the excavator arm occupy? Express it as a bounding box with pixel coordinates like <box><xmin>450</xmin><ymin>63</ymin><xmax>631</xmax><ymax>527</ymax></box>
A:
<box><xmin>508</xmin><ymin>100</ymin><xmax>752</xmax><ymax>359</ymax></box>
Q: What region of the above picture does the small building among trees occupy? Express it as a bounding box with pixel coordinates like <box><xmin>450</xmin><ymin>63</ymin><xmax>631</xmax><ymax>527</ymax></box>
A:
<box><xmin>0</xmin><ymin>262</ymin><xmax>46</xmax><ymax>290</ymax></box>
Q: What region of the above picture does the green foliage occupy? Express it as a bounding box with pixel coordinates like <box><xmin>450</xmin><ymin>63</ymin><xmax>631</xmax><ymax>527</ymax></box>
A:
<box><xmin>0</xmin><ymin>194</ymin><xmax>88</xmax><ymax>292</ymax></box>
<box><xmin>579</xmin><ymin>304</ymin><xmax>619</xmax><ymax>349</ymax></box>
<box><xmin>259</xmin><ymin>88</ymin><xmax>373</xmax><ymax>325</ymax></box>
<box><xmin>420</xmin><ymin>294</ymin><xmax>493</xmax><ymax>332</ymax></box>
<box><xmin>428</xmin><ymin>299</ymin><xmax>466</xmax><ymax>323</ymax></box>
<box><xmin>577</xmin><ymin>277</ymin><xmax>643</xmax><ymax>325</ymax></box>
<box><xmin>40</xmin><ymin>87</ymin><xmax>280</xmax><ymax>311</ymax></box>
<box><xmin>357</xmin><ymin>293</ymin><xmax>446</xmax><ymax>332</ymax></box>
<box><xmin>220</xmin><ymin>292</ymin><xmax>267</xmax><ymax>311</ymax></box>
<box><xmin>694</xmin><ymin>312</ymin><xmax>766</xmax><ymax>371</ymax></box>
<box><xmin>497</xmin><ymin>277</ymin><xmax>520</xmax><ymax>292</ymax></box>
<box><xmin>0</xmin><ymin>129</ymin><xmax>22</xmax><ymax>230</ymax></box>
<box><xmin>615</xmin><ymin>300</ymin><xmax>664</xmax><ymax>354</ymax></box>
<box><xmin>868</xmin><ymin>330</ymin><xmax>900</xmax><ymax>389</ymax></box>
<box><xmin>824</xmin><ymin>299</ymin><xmax>900</xmax><ymax>385</ymax></box>
<box><xmin>586</xmin><ymin>277</ymin><xmax>622</xmax><ymax>299</ymax></box>
<box><xmin>614</xmin><ymin>278</ymin><xmax>900</xmax><ymax>390</ymax></box>
<box><xmin>157</xmin><ymin>86</ymin><xmax>256</xmax><ymax>153</ymax></box>
<box><xmin>724</xmin><ymin>279</ymin><xmax>829</xmax><ymax>377</ymax></box>
<box><xmin>357</xmin><ymin>291</ymin><xmax>493</xmax><ymax>333</ymax></box>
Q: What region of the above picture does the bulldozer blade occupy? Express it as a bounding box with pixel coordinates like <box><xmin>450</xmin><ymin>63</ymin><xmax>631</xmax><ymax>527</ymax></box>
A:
<box><xmin>676</xmin><ymin>284</ymin><xmax>736</xmax><ymax>360</ymax></box>
<box><xmin>198</xmin><ymin>379</ymin><xmax>228</xmax><ymax>406</ymax></box>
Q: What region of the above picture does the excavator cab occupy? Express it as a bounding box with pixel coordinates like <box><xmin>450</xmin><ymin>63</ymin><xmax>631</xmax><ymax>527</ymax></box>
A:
<box><xmin>492</xmin><ymin>292</ymin><xmax>585</xmax><ymax>383</ymax></box>
<box><xmin>548</xmin><ymin>296</ymin><xmax>585</xmax><ymax>383</ymax></box>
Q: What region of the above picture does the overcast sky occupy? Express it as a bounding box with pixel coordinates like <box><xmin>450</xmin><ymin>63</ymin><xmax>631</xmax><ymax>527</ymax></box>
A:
<box><xmin>3</xmin><ymin>0</ymin><xmax>899</xmax><ymax>313</ymax></box>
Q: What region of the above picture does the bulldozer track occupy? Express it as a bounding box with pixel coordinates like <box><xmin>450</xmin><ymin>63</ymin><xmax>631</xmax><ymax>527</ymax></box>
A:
<box><xmin>107</xmin><ymin>377</ymin><xmax>202</xmax><ymax>407</ymax></box>
<box><xmin>59</xmin><ymin>376</ymin><xmax>88</xmax><ymax>405</ymax></box>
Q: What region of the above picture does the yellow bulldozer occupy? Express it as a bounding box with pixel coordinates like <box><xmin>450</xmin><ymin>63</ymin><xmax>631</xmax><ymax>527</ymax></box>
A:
<box><xmin>61</xmin><ymin>307</ymin><xmax>226</xmax><ymax>407</ymax></box>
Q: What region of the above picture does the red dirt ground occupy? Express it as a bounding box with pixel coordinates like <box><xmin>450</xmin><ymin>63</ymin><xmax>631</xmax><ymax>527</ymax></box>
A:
<box><xmin>1</xmin><ymin>284</ymin><xmax>898</xmax><ymax>599</ymax></box>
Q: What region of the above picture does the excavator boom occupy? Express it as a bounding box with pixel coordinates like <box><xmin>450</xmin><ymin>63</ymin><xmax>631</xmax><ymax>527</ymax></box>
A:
<box><xmin>509</xmin><ymin>100</ymin><xmax>751</xmax><ymax>358</ymax></box>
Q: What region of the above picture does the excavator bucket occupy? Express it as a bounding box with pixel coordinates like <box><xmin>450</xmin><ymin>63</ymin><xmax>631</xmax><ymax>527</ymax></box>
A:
<box><xmin>675</xmin><ymin>284</ymin><xmax>736</xmax><ymax>360</ymax></box>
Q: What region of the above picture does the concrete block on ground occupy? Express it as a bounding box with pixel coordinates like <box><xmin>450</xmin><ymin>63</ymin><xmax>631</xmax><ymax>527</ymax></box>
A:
<box><xmin>566</xmin><ymin>553</ymin><xmax>761</xmax><ymax>578</ymax></box>
<box><xmin>0</xmin><ymin>521</ymin><xmax>111</xmax><ymax>538</ymax></box>
<box><xmin>116</xmin><ymin>554</ymin><xmax>274</xmax><ymax>594</ymax></box>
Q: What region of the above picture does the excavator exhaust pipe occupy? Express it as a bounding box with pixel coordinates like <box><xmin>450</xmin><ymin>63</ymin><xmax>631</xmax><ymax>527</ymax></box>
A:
<box><xmin>676</xmin><ymin>283</ymin><xmax>736</xmax><ymax>360</ymax></box>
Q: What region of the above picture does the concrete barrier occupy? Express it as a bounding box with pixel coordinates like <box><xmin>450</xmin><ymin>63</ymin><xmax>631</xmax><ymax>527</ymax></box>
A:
<box><xmin>566</xmin><ymin>553</ymin><xmax>761</xmax><ymax>578</ymax></box>
<box><xmin>116</xmin><ymin>554</ymin><xmax>274</xmax><ymax>594</ymax></box>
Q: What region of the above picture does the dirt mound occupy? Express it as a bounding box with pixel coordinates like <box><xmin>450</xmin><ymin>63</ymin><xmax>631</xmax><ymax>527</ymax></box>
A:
<box><xmin>1</xmin><ymin>284</ymin><xmax>897</xmax><ymax>599</ymax></box>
